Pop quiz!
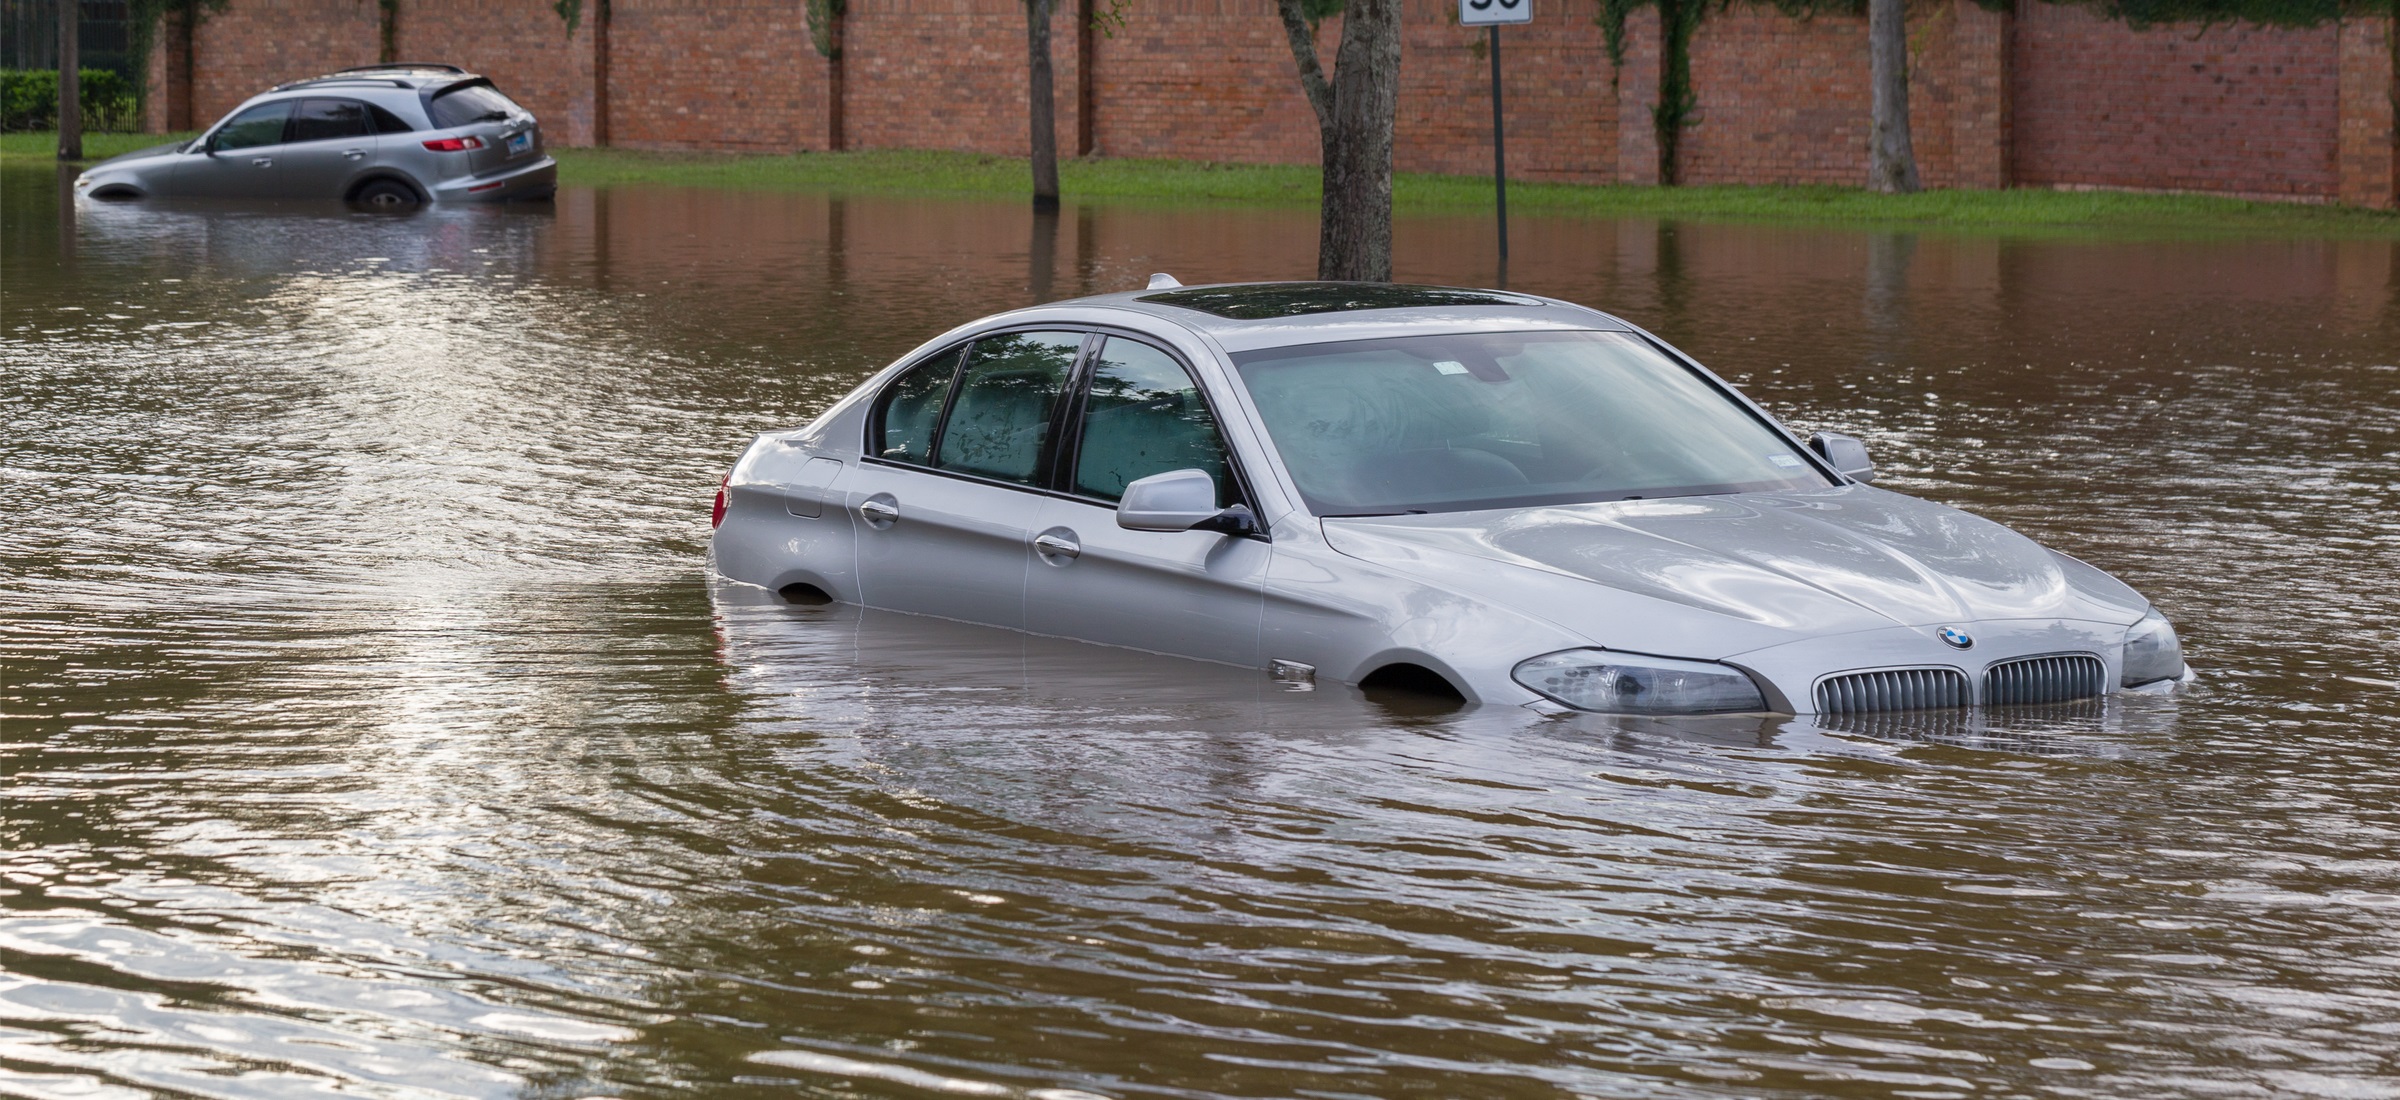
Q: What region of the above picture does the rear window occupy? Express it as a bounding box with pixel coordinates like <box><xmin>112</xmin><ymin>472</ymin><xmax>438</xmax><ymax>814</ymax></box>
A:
<box><xmin>428</xmin><ymin>83</ymin><xmax>524</xmax><ymax>129</ymax></box>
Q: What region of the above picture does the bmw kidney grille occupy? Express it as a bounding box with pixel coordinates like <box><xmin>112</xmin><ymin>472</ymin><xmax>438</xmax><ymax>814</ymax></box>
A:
<box><xmin>1981</xmin><ymin>653</ymin><xmax>2108</xmax><ymax>707</ymax></box>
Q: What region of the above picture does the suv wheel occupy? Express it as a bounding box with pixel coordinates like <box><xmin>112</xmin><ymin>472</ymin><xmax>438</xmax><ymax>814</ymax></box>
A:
<box><xmin>351</xmin><ymin>179</ymin><xmax>421</xmax><ymax>208</ymax></box>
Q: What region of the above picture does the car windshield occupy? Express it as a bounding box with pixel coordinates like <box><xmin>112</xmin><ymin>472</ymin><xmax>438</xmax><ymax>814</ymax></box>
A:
<box><xmin>428</xmin><ymin>84</ymin><xmax>523</xmax><ymax>128</ymax></box>
<box><xmin>1231</xmin><ymin>330</ymin><xmax>1831</xmax><ymax>515</ymax></box>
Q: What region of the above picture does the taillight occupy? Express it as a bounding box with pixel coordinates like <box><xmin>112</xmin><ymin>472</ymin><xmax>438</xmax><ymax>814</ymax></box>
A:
<box><xmin>421</xmin><ymin>136</ymin><xmax>485</xmax><ymax>152</ymax></box>
<box><xmin>711</xmin><ymin>474</ymin><xmax>729</xmax><ymax>529</ymax></box>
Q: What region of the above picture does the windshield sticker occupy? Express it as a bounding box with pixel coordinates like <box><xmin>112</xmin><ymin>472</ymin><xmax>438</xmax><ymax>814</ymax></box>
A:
<box><xmin>1769</xmin><ymin>453</ymin><xmax>1805</xmax><ymax>468</ymax></box>
<box><xmin>1433</xmin><ymin>360</ymin><xmax>1470</xmax><ymax>376</ymax></box>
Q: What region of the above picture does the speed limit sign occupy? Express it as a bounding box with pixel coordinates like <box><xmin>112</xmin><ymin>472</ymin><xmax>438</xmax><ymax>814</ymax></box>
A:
<box><xmin>1460</xmin><ymin>0</ymin><xmax>1529</xmax><ymax>25</ymax></box>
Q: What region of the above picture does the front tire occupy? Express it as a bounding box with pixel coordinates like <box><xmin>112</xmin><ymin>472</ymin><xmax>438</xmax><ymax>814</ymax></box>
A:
<box><xmin>350</xmin><ymin>179</ymin><xmax>422</xmax><ymax>209</ymax></box>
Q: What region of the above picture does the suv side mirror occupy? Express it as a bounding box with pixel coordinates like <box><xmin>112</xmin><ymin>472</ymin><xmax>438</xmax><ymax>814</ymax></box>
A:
<box><xmin>1117</xmin><ymin>469</ymin><xmax>1259</xmax><ymax>536</ymax></box>
<box><xmin>1809</xmin><ymin>432</ymin><xmax>1876</xmax><ymax>484</ymax></box>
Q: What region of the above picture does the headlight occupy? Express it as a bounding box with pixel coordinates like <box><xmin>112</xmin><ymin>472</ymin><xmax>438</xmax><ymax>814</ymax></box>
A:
<box><xmin>2121</xmin><ymin>608</ymin><xmax>2184</xmax><ymax>687</ymax></box>
<box><xmin>1513</xmin><ymin>648</ymin><xmax>1767</xmax><ymax>714</ymax></box>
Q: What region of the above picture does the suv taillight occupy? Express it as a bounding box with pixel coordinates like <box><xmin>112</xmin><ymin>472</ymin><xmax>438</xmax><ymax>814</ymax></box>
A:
<box><xmin>422</xmin><ymin>136</ymin><xmax>485</xmax><ymax>152</ymax></box>
<box><xmin>711</xmin><ymin>475</ymin><xmax>729</xmax><ymax>529</ymax></box>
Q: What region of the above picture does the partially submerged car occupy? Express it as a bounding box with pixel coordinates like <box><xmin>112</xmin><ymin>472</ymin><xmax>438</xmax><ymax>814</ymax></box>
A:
<box><xmin>710</xmin><ymin>281</ymin><xmax>2188</xmax><ymax>717</ymax></box>
<box><xmin>75</xmin><ymin>64</ymin><xmax>555</xmax><ymax>206</ymax></box>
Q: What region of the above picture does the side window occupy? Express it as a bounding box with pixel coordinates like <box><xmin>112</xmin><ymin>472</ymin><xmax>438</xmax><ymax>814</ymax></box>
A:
<box><xmin>872</xmin><ymin>345</ymin><xmax>964</xmax><ymax>465</ymax></box>
<box><xmin>291</xmin><ymin>99</ymin><xmax>371</xmax><ymax>143</ymax></box>
<box><xmin>210</xmin><ymin>101</ymin><xmax>295</xmax><ymax>151</ymax></box>
<box><xmin>367</xmin><ymin>104</ymin><xmax>416</xmax><ymax>133</ymax></box>
<box><xmin>1072</xmin><ymin>338</ymin><xmax>1234</xmax><ymax>507</ymax></box>
<box><xmin>933</xmin><ymin>331</ymin><xmax>1085</xmax><ymax>486</ymax></box>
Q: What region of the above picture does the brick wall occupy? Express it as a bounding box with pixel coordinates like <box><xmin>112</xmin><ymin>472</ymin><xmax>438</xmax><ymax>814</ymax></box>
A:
<box><xmin>142</xmin><ymin>0</ymin><xmax>2398</xmax><ymax>208</ymax></box>
<box><xmin>1396</xmin><ymin>0</ymin><xmax>1615</xmax><ymax>181</ymax></box>
<box><xmin>847</xmin><ymin>0</ymin><xmax>1081</xmax><ymax>156</ymax></box>
<box><xmin>2337</xmin><ymin>15</ymin><xmax>2397</xmax><ymax>208</ymax></box>
<box><xmin>1086</xmin><ymin>0</ymin><xmax>1322</xmax><ymax>165</ymax></box>
<box><xmin>187</xmin><ymin>0</ymin><xmax>377</xmax><ymax>126</ymax></box>
<box><xmin>2013</xmin><ymin>1</ymin><xmax>2340</xmax><ymax>200</ymax></box>
<box><xmin>396</xmin><ymin>0</ymin><xmax>600</xmax><ymax>146</ymax></box>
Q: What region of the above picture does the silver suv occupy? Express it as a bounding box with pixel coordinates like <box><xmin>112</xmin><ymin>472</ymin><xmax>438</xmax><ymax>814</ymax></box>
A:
<box><xmin>75</xmin><ymin>64</ymin><xmax>556</xmax><ymax>206</ymax></box>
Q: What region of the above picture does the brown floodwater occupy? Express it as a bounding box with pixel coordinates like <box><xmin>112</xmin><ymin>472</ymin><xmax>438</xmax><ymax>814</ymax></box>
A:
<box><xmin>5</xmin><ymin>165</ymin><xmax>2399</xmax><ymax>1099</ymax></box>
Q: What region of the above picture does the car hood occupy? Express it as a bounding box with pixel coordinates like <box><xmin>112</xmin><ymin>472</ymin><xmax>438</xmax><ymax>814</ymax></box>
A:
<box><xmin>89</xmin><ymin>142</ymin><xmax>188</xmax><ymax>169</ymax></box>
<box><xmin>1320</xmin><ymin>485</ymin><xmax>2149</xmax><ymax>657</ymax></box>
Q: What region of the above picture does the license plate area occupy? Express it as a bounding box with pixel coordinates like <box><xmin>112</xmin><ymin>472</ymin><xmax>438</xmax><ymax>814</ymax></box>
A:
<box><xmin>506</xmin><ymin>130</ymin><xmax>533</xmax><ymax>156</ymax></box>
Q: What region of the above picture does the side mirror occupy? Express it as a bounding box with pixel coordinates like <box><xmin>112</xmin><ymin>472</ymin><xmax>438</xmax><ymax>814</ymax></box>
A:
<box><xmin>1809</xmin><ymin>431</ymin><xmax>1876</xmax><ymax>484</ymax></box>
<box><xmin>1117</xmin><ymin>469</ymin><xmax>1259</xmax><ymax>536</ymax></box>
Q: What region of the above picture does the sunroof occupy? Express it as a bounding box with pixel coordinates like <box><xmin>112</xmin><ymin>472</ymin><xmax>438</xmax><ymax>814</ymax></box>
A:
<box><xmin>1137</xmin><ymin>282</ymin><xmax>1542</xmax><ymax>320</ymax></box>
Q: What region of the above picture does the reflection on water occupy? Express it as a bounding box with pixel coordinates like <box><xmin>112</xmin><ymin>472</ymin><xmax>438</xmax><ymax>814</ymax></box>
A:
<box><xmin>5</xmin><ymin>171</ymin><xmax>2400</xmax><ymax>1098</ymax></box>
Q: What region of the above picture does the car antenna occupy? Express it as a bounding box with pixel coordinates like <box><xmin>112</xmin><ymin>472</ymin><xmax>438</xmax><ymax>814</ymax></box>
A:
<box><xmin>1146</xmin><ymin>273</ymin><xmax>1182</xmax><ymax>290</ymax></box>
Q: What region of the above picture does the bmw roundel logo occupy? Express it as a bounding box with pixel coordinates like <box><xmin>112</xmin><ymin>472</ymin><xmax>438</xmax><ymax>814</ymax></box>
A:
<box><xmin>1938</xmin><ymin>627</ymin><xmax>1974</xmax><ymax>650</ymax></box>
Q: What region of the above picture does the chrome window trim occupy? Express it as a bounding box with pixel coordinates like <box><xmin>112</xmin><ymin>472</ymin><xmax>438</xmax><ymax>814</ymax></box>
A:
<box><xmin>858</xmin><ymin>321</ymin><xmax>1270</xmax><ymax>537</ymax></box>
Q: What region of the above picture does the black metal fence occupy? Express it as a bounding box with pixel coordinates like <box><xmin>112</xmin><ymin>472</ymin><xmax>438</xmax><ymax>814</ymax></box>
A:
<box><xmin>2</xmin><ymin>1</ymin><xmax>135</xmax><ymax>80</ymax></box>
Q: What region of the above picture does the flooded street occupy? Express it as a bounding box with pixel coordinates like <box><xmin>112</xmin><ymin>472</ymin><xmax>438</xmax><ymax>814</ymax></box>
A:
<box><xmin>6</xmin><ymin>165</ymin><xmax>2400</xmax><ymax>1098</ymax></box>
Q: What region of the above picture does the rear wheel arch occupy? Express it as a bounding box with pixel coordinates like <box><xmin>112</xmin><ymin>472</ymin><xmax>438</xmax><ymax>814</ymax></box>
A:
<box><xmin>347</xmin><ymin>174</ymin><xmax>424</xmax><ymax>206</ymax></box>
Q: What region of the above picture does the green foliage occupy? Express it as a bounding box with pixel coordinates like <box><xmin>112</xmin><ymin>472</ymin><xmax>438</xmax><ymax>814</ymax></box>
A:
<box><xmin>514</xmin><ymin>144</ymin><xmax>2400</xmax><ymax>233</ymax></box>
<box><xmin>2057</xmin><ymin>0</ymin><xmax>2336</xmax><ymax>27</ymax></box>
<box><xmin>805</xmin><ymin>0</ymin><xmax>845</xmax><ymax>58</ymax></box>
<box><xmin>1</xmin><ymin>69</ymin><xmax>140</xmax><ymax>132</ymax></box>
<box><xmin>1298</xmin><ymin>0</ymin><xmax>1345</xmax><ymax>26</ymax></box>
<box><xmin>1089</xmin><ymin>0</ymin><xmax>1135</xmax><ymax>37</ymax></box>
<box><xmin>554</xmin><ymin>0</ymin><xmax>583</xmax><ymax>34</ymax></box>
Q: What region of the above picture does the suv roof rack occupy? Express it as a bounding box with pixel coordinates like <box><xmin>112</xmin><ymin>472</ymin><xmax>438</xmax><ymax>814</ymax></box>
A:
<box><xmin>271</xmin><ymin>76</ymin><xmax>412</xmax><ymax>92</ymax></box>
<box><xmin>333</xmin><ymin>62</ymin><xmax>468</xmax><ymax>74</ymax></box>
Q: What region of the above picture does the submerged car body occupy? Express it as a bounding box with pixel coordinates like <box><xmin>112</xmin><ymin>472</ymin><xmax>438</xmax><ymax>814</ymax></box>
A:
<box><xmin>710</xmin><ymin>282</ymin><xmax>2187</xmax><ymax>717</ymax></box>
<box><xmin>74</xmin><ymin>64</ymin><xmax>555</xmax><ymax>205</ymax></box>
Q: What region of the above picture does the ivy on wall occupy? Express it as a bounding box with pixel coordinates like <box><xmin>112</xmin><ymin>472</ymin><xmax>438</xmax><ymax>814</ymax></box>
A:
<box><xmin>123</xmin><ymin>0</ymin><xmax>227</xmax><ymax>117</ymax></box>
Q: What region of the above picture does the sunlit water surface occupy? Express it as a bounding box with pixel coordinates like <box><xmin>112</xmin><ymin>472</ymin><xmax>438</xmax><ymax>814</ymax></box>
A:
<box><xmin>6</xmin><ymin>166</ymin><xmax>2400</xmax><ymax>1098</ymax></box>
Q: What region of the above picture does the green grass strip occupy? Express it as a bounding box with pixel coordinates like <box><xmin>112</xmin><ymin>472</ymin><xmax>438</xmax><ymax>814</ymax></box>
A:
<box><xmin>16</xmin><ymin>130</ymin><xmax>2396</xmax><ymax>235</ymax></box>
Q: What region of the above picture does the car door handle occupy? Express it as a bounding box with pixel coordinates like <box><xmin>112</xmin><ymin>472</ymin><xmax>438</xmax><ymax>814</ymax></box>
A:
<box><xmin>250</xmin><ymin>157</ymin><xmax>273</xmax><ymax>167</ymax></box>
<box><xmin>1033</xmin><ymin>532</ymin><xmax>1080</xmax><ymax>561</ymax></box>
<box><xmin>858</xmin><ymin>496</ymin><xmax>899</xmax><ymax>528</ymax></box>
<box><xmin>341</xmin><ymin>149</ymin><xmax>367</xmax><ymax>160</ymax></box>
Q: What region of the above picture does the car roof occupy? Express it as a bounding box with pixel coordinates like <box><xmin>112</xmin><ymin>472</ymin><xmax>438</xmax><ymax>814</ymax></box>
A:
<box><xmin>1060</xmin><ymin>281</ymin><xmax>1633</xmax><ymax>353</ymax></box>
<box><xmin>271</xmin><ymin>65</ymin><xmax>482</xmax><ymax>93</ymax></box>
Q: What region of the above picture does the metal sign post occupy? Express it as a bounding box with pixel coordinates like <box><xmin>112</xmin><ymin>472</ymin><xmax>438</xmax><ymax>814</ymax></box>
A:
<box><xmin>1460</xmin><ymin>0</ymin><xmax>1528</xmax><ymax>288</ymax></box>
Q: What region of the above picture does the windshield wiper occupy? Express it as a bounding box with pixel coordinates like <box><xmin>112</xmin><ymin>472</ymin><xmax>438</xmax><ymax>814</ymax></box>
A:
<box><xmin>1320</xmin><ymin>509</ymin><xmax>1430</xmax><ymax>518</ymax></box>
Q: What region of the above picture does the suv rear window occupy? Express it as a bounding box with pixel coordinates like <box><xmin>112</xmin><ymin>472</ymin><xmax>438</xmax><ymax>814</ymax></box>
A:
<box><xmin>428</xmin><ymin>83</ymin><xmax>524</xmax><ymax>129</ymax></box>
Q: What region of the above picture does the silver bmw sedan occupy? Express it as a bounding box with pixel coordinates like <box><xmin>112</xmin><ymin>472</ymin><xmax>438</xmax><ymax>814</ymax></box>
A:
<box><xmin>710</xmin><ymin>281</ymin><xmax>2188</xmax><ymax>717</ymax></box>
<box><xmin>74</xmin><ymin>64</ymin><xmax>556</xmax><ymax>206</ymax></box>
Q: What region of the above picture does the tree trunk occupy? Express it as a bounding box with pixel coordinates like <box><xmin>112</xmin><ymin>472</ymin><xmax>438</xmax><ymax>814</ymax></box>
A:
<box><xmin>380</xmin><ymin>0</ymin><xmax>398</xmax><ymax>64</ymax></box>
<box><xmin>1867</xmin><ymin>0</ymin><xmax>1921</xmax><ymax>193</ymax></box>
<box><xmin>58</xmin><ymin>0</ymin><xmax>80</xmax><ymax>160</ymax></box>
<box><xmin>1026</xmin><ymin>0</ymin><xmax>1061</xmax><ymax>211</ymax></box>
<box><xmin>1323</xmin><ymin>0</ymin><xmax>1398</xmax><ymax>281</ymax></box>
<box><xmin>1275</xmin><ymin>0</ymin><xmax>1399</xmax><ymax>282</ymax></box>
